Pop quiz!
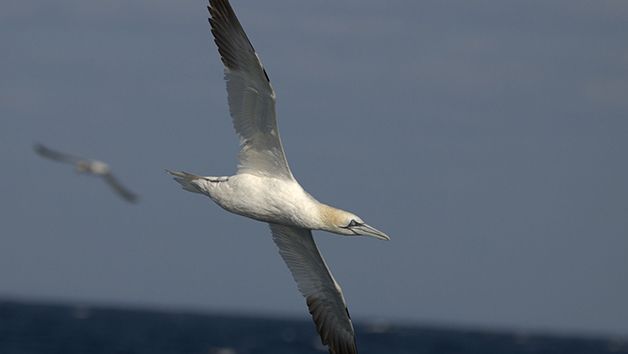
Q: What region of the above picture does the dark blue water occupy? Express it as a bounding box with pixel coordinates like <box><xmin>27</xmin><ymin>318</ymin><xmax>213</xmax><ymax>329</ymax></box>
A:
<box><xmin>0</xmin><ymin>300</ymin><xmax>624</xmax><ymax>354</ymax></box>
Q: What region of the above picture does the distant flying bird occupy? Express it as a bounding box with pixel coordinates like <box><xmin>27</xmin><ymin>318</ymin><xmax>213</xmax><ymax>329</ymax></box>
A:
<box><xmin>167</xmin><ymin>1</ymin><xmax>389</xmax><ymax>353</ymax></box>
<box><xmin>34</xmin><ymin>143</ymin><xmax>138</xmax><ymax>203</ymax></box>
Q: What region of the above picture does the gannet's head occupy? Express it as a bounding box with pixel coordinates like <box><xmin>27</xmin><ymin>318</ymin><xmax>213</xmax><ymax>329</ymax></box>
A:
<box><xmin>319</xmin><ymin>205</ymin><xmax>390</xmax><ymax>241</ymax></box>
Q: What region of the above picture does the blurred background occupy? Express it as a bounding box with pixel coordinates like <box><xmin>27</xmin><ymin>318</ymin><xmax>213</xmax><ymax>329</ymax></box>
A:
<box><xmin>1</xmin><ymin>0</ymin><xmax>627</xmax><ymax>340</ymax></box>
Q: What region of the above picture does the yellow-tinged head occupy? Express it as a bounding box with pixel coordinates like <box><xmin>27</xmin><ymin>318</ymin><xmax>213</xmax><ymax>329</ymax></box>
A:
<box><xmin>318</xmin><ymin>205</ymin><xmax>390</xmax><ymax>241</ymax></box>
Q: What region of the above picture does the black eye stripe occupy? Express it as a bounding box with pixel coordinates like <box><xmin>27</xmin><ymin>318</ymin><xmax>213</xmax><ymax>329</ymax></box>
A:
<box><xmin>341</xmin><ymin>219</ymin><xmax>362</xmax><ymax>229</ymax></box>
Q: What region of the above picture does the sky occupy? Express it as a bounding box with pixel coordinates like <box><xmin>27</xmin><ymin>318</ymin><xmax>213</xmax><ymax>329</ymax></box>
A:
<box><xmin>1</xmin><ymin>0</ymin><xmax>628</xmax><ymax>339</ymax></box>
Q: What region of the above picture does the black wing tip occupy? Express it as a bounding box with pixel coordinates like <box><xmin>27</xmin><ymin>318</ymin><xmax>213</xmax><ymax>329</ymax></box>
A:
<box><xmin>33</xmin><ymin>142</ymin><xmax>45</xmax><ymax>153</ymax></box>
<box><xmin>118</xmin><ymin>192</ymin><xmax>138</xmax><ymax>204</ymax></box>
<box><xmin>306</xmin><ymin>296</ymin><xmax>357</xmax><ymax>354</ymax></box>
<box><xmin>206</xmin><ymin>0</ymin><xmax>271</xmax><ymax>83</ymax></box>
<box><xmin>33</xmin><ymin>142</ymin><xmax>54</xmax><ymax>153</ymax></box>
<box><xmin>33</xmin><ymin>143</ymin><xmax>64</xmax><ymax>160</ymax></box>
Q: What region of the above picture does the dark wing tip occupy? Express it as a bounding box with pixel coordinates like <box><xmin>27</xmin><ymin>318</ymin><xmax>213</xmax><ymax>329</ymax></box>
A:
<box><xmin>33</xmin><ymin>143</ymin><xmax>80</xmax><ymax>164</ymax></box>
<box><xmin>103</xmin><ymin>174</ymin><xmax>139</xmax><ymax>204</ymax></box>
<box><xmin>206</xmin><ymin>0</ymin><xmax>270</xmax><ymax>83</ymax></box>
<box><xmin>307</xmin><ymin>296</ymin><xmax>358</xmax><ymax>354</ymax></box>
<box><xmin>121</xmin><ymin>190</ymin><xmax>139</xmax><ymax>204</ymax></box>
<box><xmin>33</xmin><ymin>142</ymin><xmax>50</xmax><ymax>155</ymax></box>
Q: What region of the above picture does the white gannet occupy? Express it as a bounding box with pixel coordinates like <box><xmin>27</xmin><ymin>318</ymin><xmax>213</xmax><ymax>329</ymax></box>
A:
<box><xmin>35</xmin><ymin>143</ymin><xmax>138</xmax><ymax>203</ymax></box>
<box><xmin>167</xmin><ymin>1</ymin><xmax>389</xmax><ymax>353</ymax></box>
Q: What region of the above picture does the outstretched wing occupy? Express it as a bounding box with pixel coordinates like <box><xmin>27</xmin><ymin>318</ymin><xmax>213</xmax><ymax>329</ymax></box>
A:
<box><xmin>269</xmin><ymin>224</ymin><xmax>357</xmax><ymax>354</ymax></box>
<box><xmin>208</xmin><ymin>0</ymin><xmax>293</xmax><ymax>180</ymax></box>
<box><xmin>34</xmin><ymin>143</ymin><xmax>83</xmax><ymax>165</ymax></box>
<box><xmin>102</xmin><ymin>173</ymin><xmax>138</xmax><ymax>204</ymax></box>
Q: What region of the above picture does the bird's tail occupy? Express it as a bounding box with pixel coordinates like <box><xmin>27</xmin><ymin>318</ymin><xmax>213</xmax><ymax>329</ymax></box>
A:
<box><xmin>165</xmin><ymin>170</ymin><xmax>205</xmax><ymax>194</ymax></box>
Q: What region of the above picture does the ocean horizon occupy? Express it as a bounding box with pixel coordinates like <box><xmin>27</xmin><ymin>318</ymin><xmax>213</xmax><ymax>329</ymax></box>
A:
<box><xmin>0</xmin><ymin>299</ymin><xmax>625</xmax><ymax>354</ymax></box>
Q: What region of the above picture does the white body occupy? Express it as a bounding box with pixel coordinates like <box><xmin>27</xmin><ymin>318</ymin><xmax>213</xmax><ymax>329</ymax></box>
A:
<box><xmin>199</xmin><ymin>175</ymin><xmax>320</xmax><ymax>227</ymax></box>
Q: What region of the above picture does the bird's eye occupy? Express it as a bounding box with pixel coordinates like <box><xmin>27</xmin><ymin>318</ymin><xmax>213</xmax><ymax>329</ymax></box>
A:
<box><xmin>348</xmin><ymin>219</ymin><xmax>359</xmax><ymax>227</ymax></box>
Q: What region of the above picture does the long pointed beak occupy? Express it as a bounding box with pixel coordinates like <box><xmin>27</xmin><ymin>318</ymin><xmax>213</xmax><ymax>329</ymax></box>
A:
<box><xmin>350</xmin><ymin>223</ymin><xmax>390</xmax><ymax>241</ymax></box>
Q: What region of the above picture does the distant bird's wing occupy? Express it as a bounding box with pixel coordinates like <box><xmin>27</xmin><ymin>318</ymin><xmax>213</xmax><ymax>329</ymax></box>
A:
<box><xmin>208</xmin><ymin>0</ymin><xmax>293</xmax><ymax>180</ymax></box>
<box><xmin>34</xmin><ymin>143</ymin><xmax>83</xmax><ymax>165</ymax></box>
<box><xmin>102</xmin><ymin>173</ymin><xmax>138</xmax><ymax>204</ymax></box>
<box><xmin>269</xmin><ymin>223</ymin><xmax>357</xmax><ymax>354</ymax></box>
<box><xmin>35</xmin><ymin>143</ymin><xmax>137</xmax><ymax>203</ymax></box>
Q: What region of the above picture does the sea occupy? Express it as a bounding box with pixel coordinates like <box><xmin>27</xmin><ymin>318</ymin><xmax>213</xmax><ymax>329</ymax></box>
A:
<box><xmin>0</xmin><ymin>300</ymin><xmax>625</xmax><ymax>354</ymax></box>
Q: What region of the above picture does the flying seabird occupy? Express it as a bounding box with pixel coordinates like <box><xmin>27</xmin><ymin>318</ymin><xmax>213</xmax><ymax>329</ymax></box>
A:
<box><xmin>167</xmin><ymin>1</ymin><xmax>389</xmax><ymax>353</ymax></box>
<box><xmin>35</xmin><ymin>143</ymin><xmax>138</xmax><ymax>203</ymax></box>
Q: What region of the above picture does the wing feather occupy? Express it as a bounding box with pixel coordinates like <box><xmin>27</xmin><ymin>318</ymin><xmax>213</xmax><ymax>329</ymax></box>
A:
<box><xmin>103</xmin><ymin>173</ymin><xmax>138</xmax><ymax>204</ymax></box>
<box><xmin>208</xmin><ymin>0</ymin><xmax>293</xmax><ymax>179</ymax></box>
<box><xmin>269</xmin><ymin>224</ymin><xmax>357</xmax><ymax>354</ymax></box>
<box><xmin>34</xmin><ymin>143</ymin><xmax>83</xmax><ymax>165</ymax></box>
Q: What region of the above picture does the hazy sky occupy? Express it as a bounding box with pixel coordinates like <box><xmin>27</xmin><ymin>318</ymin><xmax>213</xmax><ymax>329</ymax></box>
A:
<box><xmin>2</xmin><ymin>0</ymin><xmax>627</xmax><ymax>338</ymax></box>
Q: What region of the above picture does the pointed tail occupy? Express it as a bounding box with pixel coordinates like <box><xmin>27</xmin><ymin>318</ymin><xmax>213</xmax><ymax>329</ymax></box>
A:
<box><xmin>165</xmin><ymin>170</ymin><xmax>205</xmax><ymax>194</ymax></box>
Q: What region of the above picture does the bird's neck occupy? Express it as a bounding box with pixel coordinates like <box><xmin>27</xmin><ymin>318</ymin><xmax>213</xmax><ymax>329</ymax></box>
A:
<box><xmin>316</xmin><ymin>204</ymin><xmax>345</xmax><ymax>230</ymax></box>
